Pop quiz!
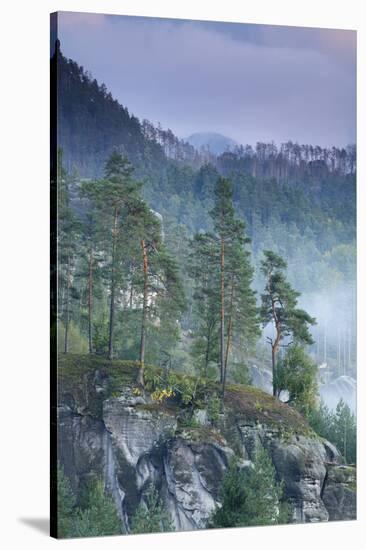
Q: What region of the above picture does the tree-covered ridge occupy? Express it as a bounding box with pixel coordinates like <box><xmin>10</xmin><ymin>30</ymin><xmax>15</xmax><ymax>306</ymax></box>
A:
<box><xmin>57</xmin><ymin>46</ymin><xmax>200</xmax><ymax>179</ymax></box>
<box><xmin>57</xmin><ymin>44</ymin><xmax>356</xmax><ymax>181</ymax></box>
<box><xmin>56</xmin><ymin>45</ymin><xmax>356</xmax><ymax>279</ymax></box>
<box><xmin>55</xmin><ymin>39</ymin><xmax>356</xmax><ymax>380</ymax></box>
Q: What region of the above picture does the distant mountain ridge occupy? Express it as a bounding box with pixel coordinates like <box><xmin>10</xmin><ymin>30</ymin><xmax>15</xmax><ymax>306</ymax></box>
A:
<box><xmin>186</xmin><ymin>132</ymin><xmax>238</xmax><ymax>155</ymax></box>
<box><xmin>54</xmin><ymin>44</ymin><xmax>355</xmax><ymax>183</ymax></box>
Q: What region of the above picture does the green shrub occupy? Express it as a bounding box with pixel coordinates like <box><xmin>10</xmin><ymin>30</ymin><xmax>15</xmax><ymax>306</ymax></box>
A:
<box><xmin>207</xmin><ymin>394</ymin><xmax>221</xmax><ymax>425</ymax></box>
<box><xmin>145</xmin><ymin>366</ymin><xmax>208</xmax><ymax>409</ymax></box>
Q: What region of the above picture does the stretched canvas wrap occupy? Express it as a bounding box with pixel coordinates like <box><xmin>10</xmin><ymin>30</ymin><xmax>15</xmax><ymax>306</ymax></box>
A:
<box><xmin>50</xmin><ymin>11</ymin><xmax>357</xmax><ymax>539</ymax></box>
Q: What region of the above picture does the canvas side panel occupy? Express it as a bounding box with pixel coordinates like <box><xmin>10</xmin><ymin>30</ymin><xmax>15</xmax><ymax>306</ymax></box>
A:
<box><xmin>50</xmin><ymin>11</ymin><xmax>59</xmax><ymax>540</ymax></box>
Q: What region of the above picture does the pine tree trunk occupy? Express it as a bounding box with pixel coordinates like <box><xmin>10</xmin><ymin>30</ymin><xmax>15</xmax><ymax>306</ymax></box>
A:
<box><xmin>108</xmin><ymin>208</ymin><xmax>118</xmax><ymax>360</ymax></box>
<box><xmin>222</xmin><ymin>279</ymin><xmax>234</xmax><ymax>399</ymax></box>
<box><xmin>64</xmin><ymin>254</ymin><xmax>71</xmax><ymax>354</ymax></box>
<box><xmin>204</xmin><ymin>328</ymin><xmax>211</xmax><ymax>379</ymax></box>
<box><xmin>223</xmin><ymin>316</ymin><xmax>232</xmax><ymax>400</ymax></box>
<box><xmin>270</xmin><ymin>295</ymin><xmax>281</xmax><ymax>397</ymax></box>
<box><xmin>271</xmin><ymin>345</ymin><xmax>277</xmax><ymax>397</ymax></box>
<box><xmin>271</xmin><ymin>334</ymin><xmax>282</xmax><ymax>398</ymax></box>
<box><xmin>220</xmin><ymin>236</ymin><xmax>225</xmax><ymax>384</ymax></box>
<box><xmin>138</xmin><ymin>239</ymin><xmax>148</xmax><ymax>387</ymax></box>
<box><xmin>88</xmin><ymin>249</ymin><xmax>93</xmax><ymax>354</ymax></box>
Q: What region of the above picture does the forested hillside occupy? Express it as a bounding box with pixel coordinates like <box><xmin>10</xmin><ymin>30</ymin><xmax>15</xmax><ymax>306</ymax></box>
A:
<box><xmin>56</xmin><ymin>43</ymin><xmax>356</xmax><ymax>384</ymax></box>
<box><xmin>53</xmin><ymin>39</ymin><xmax>357</xmax><ymax>538</ymax></box>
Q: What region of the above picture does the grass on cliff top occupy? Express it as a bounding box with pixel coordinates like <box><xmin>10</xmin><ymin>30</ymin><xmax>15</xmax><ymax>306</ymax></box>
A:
<box><xmin>224</xmin><ymin>384</ymin><xmax>310</xmax><ymax>435</ymax></box>
<box><xmin>57</xmin><ymin>353</ymin><xmax>139</xmax><ymax>387</ymax></box>
<box><xmin>57</xmin><ymin>354</ymin><xmax>311</xmax><ymax>435</ymax></box>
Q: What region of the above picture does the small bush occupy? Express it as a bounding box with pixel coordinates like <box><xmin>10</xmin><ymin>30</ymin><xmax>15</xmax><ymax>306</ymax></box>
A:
<box><xmin>207</xmin><ymin>394</ymin><xmax>221</xmax><ymax>425</ymax></box>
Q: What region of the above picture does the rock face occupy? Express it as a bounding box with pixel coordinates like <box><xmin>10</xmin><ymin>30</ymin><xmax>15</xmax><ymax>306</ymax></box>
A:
<box><xmin>249</xmin><ymin>364</ymin><xmax>273</xmax><ymax>394</ymax></box>
<box><xmin>319</xmin><ymin>375</ymin><xmax>356</xmax><ymax>413</ymax></box>
<box><xmin>322</xmin><ymin>465</ymin><xmax>357</xmax><ymax>521</ymax></box>
<box><xmin>58</xmin><ymin>361</ymin><xmax>356</xmax><ymax>532</ymax></box>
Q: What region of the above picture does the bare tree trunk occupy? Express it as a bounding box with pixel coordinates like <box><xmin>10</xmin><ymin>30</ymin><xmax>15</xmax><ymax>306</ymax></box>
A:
<box><xmin>64</xmin><ymin>254</ymin><xmax>71</xmax><ymax>354</ymax></box>
<box><xmin>108</xmin><ymin>208</ymin><xmax>118</xmax><ymax>360</ymax></box>
<box><xmin>138</xmin><ymin>239</ymin><xmax>148</xmax><ymax>387</ymax></box>
<box><xmin>220</xmin><ymin>237</ymin><xmax>225</xmax><ymax>384</ymax></box>
<box><xmin>88</xmin><ymin>249</ymin><xmax>93</xmax><ymax>354</ymax></box>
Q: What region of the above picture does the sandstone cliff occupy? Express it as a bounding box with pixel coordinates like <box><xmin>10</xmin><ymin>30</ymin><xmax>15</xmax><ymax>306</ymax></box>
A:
<box><xmin>57</xmin><ymin>355</ymin><xmax>356</xmax><ymax>532</ymax></box>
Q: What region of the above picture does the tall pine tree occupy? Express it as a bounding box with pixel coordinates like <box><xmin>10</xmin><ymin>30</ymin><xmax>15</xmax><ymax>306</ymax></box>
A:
<box><xmin>209</xmin><ymin>177</ymin><xmax>258</xmax><ymax>397</ymax></box>
<box><xmin>57</xmin><ymin>149</ymin><xmax>79</xmax><ymax>353</ymax></box>
<box><xmin>83</xmin><ymin>152</ymin><xmax>141</xmax><ymax>359</ymax></box>
<box><xmin>260</xmin><ymin>250</ymin><xmax>315</xmax><ymax>397</ymax></box>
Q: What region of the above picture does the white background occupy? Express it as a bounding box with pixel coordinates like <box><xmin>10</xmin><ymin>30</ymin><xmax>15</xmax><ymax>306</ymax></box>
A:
<box><xmin>0</xmin><ymin>1</ymin><xmax>364</xmax><ymax>548</ymax></box>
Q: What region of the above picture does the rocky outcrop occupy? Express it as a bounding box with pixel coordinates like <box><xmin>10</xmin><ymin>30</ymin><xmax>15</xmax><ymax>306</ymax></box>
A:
<box><xmin>319</xmin><ymin>375</ymin><xmax>356</xmax><ymax>413</ymax></box>
<box><xmin>57</xmin><ymin>358</ymin><xmax>356</xmax><ymax>532</ymax></box>
<box><xmin>322</xmin><ymin>464</ymin><xmax>357</xmax><ymax>521</ymax></box>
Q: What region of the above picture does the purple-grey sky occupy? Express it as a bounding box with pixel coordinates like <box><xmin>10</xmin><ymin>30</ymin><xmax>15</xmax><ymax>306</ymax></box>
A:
<box><xmin>57</xmin><ymin>11</ymin><xmax>356</xmax><ymax>147</ymax></box>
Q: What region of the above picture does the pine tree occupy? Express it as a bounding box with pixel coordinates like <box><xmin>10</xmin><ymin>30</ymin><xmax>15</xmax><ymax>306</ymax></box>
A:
<box><xmin>222</xmin><ymin>230</ymin><xmax>259</xmax><ymax>393</ymax></box>
<box><xmin>83</xmin><ymin>152</ymin><xmax>141</xmax><ymax>359</ymax></box>
<box><xmin>73</xmin><ymin>478</ymin><xmax>122</xmax><ymax>537</ymax></box>
<box><xmin>57</xmin><ymin>150</ymin><xmax>79</xmax><ymax>353</ymax></box>
<box><xmin>210</xmin><ymin>447</ymin><xmax>289</xmax><ymax>528</ymax></box>
<box><xmin>124</xmin><ymin>200</ymin><xmax>163</xmax><ymax>385</ymax></box>
<box><xmin>333</xmin><ymin>400</ymin><xmax>356</xmax><ymax>464</ymax></box>
<box><xmin>308</xmin><ymin>399</ymin><xmax>356</xmax><ymax>465</ymax></box>
<box><xmin>260</xmin><ymin>250</ymin><xmax>316</xmax><ymax>397</ymax></box>
<box><xmin>209</xmin><ymin>177</ymin><xmax>259</xmax><ymax>397</ymax></box>
<box><xmin>188</xmin><ymin>232</ymin><xmax>220</xmax><ymax>376</ymax></box>
<box><xmin>77</xmin><ymin>184</ymin><xmax>105</xmax><ymax>354</ymax></box>
<box><xmin>276</xmin><ymin>345</ymin><xmax>318</xmax><ymax>414</ymax></box>
<box><xmin>57</xmin><ymin>462</ymin><xmax>76</xmax><ymax>538</ymax></box>
<box><xmin>131</xmin><ymin>485</ymin><xmax>173</xmax><ymax>534</ymax></box>
<box><xmin>122</xmin><ymin>199</ymin><xmax>185</xmax><ymax>385</ymax></box>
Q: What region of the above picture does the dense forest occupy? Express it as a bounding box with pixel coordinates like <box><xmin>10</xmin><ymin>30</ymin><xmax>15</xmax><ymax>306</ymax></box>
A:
<box><xmin>56</xmin><ymin>44</ymin><xmax>356</xmax><ymax>383</ymax></box>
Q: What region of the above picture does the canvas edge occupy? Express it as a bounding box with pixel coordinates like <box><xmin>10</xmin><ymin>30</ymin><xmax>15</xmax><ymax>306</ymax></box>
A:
<box><xmin>50</xmin><ymin>10</ymin><xmax>59</xmax><ymax>540</ymax></box>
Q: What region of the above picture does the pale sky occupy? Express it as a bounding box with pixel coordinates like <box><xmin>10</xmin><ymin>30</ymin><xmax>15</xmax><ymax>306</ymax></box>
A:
<box><xmin>56</xmin><ymin>11</ymin><xmax>356</xmax><ymax>147</ymax></box>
